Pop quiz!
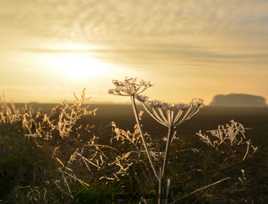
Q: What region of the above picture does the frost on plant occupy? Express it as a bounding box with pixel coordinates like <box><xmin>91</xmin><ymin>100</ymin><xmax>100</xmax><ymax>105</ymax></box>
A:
<box><xmin>0</xmin><ymin>77</ymin><xmax>260</xmax><ymax>204</ymax></box>
<box><xmin>137</xmin><ymin>95</ymin><xmax>203</xmax><ymax>127</ymax></box>
<box><xmin>108</xmin><ymin>77</ymin><xmax>152</xmax><ymax>96</ymax></box>
<box><xmin>112</xmin><ymin>121</ymin><xmax>143</xmax><ymax>146</ymax></box>
<box><xmin>0</xmin><ymin>100</ymin><xmax>27</xmax><ymax>124</ymax></box>
<box><xmin>109</xmin><ymin>77</ymin><xmax>204</xmax><ymax>204</ymax></box>
<box><xmin>196</xmin><ymin>120</ymin><xmax>258</xmax><ymax>160</ymax></box>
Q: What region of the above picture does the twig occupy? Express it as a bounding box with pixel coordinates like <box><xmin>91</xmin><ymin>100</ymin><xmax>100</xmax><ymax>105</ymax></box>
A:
<box><xmin>243</xmin><ymin>141</ymin><xmax>250</xmax><ymax>161</ymax></box>
<box><xmin>171</xmin><ymin>177</ymin><xmax>231</xmax><ymax>204</ymax></box>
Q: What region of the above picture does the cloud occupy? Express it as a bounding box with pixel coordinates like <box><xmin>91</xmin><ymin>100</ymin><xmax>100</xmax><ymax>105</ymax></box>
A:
<box><xmin>2</xmin><ymin>0</ymin><xmax>268</xmax><ymax>58</ymax></box>
<box><xmin>1</xmin><ymin>0</ymin><xmax>268</xmax><ymax>102</ymax></box>
<box><xmin>1</xmin><ymin>0</ymin><xmax>268</xmax><ymax>40</ymax></box>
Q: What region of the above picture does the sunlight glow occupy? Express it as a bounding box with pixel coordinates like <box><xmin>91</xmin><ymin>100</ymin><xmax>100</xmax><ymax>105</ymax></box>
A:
<box><xmin>51</xmin><ymin>53</ymin><xmax>112</xmax><ymax>80</ymax></box>
<box><xmin>33</xmin><ymin>42</ymin><xmax>121</xmax><ymax>82</ymax></box>
<box><xmin>37</xmin><ymin>51</ymin><xmax>120</xmax><ymax>83</ymax></box>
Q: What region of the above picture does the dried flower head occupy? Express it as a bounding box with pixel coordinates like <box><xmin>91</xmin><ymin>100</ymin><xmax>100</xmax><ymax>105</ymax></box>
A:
<box><xmin>108</xmin><ymin>77</ymin><xmax>152</xmax><ymax>96</ymax></box>
<box><xmin>136</xmin><ymin>95</ymin><xmax>203</xmax><ymax>127</ymax></box>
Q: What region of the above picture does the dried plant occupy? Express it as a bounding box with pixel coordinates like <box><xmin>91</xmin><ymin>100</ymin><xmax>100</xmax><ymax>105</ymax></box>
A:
<box><xmin>196</xmin><ymin>120</ymin><xmax>258</xmax><ymax>161</ymax></box>
<box><xmin>109</xmin><ymin>77</ymin><xmax>258</xmax><ymax>204</ymax></box>
<box><xmin>0</xmin><ymin>78</ymin><xmax>259</xmax><ymax>204</ymax></box>
<box><xmin>22</xmin><ymin>89</ymin><xmax>97</xmax><ymax>159</ymax></box>
<box><xmin>109</xmin><ymin>77</ymin><xmax>159</xmax><ymax>181</ymax></box>
<box><xmin>0</xmin><ymin>101</ymin><xmax>28</xmax><ymax>125</ymax></box>
<box><xmin>108</xmin><ymin>77</ymin><xmax>152</xmax><ymax>96</ymax></box>
<box><xmin>109</xmin><ymin>77</ymin><xmax>204</xmax><ymax>204</ymax></box>
<box><xmin>0</xmin><ymin>89</ymin><xmax>139</xmax><ymax>201</ymax></box>
<box><xmin>136</xmin><ymin>95</ymin><xmax>203</xmax><ymax>128</ymax></box>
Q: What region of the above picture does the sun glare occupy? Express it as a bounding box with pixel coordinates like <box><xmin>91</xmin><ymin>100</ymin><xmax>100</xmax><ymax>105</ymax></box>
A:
<box><xmin>38</xmin><ymin>52</ymin><xmax>118</xmax><ymax>83</ymax></box>
<box><xmin>35</xmin><ymin>42</ymin><xmax>140</xmax><ymax>89</ymax></box>
<box><xmin>53</xmin><ymin>53</ymin><xmax>111</xmax><ymax>80</ymax></box>
<box><xmin>34</xmin><ymin>42</ymin><xmax>121</xmax><ymax>82</ymax></box>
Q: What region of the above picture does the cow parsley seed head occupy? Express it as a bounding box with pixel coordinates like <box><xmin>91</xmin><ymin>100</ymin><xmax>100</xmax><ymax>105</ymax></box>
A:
<box><xmin>136</xmin><ymin>95</ymin><xmax>203</xmax><ymax>127</ymax></box>
<box><xmin>108</xmin><ymin>77</ymin><xmax>152</xmax><ymax>96</ymax></box>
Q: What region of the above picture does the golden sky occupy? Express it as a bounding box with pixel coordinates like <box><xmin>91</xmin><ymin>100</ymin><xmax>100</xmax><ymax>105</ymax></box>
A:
<box><xmin>0</xmin><ymin>0</ymin><xmax>268</xmax><ymax>104</ymax></box>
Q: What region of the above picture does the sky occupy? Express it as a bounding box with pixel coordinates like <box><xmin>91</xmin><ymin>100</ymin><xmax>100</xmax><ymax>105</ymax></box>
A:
<box><xmin>0</xmin><ymin>0</ymin><xmax>268</xmax><ymax>104</ymax></box>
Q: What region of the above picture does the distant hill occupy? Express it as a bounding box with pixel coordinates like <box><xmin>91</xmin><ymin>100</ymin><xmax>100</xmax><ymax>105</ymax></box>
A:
<box><xmin>210</xmin><ymin>93</ymin><xmax>267</xmax><ymax>107</ymax></box>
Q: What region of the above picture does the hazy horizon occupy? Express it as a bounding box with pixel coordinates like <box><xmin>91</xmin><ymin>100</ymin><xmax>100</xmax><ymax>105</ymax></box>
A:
<box><xmin>1</xmin><ymin>0</ymin><xmax>268</xmax><ymax>104</ymax></box>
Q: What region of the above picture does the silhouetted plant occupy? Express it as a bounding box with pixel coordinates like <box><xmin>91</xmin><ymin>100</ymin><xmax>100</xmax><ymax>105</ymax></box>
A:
<box><xmin>109</xmin><ymin>77</ymin><xmax>205</xmax><ymax>204</ymax></box>
<box><xmin>109</xmin><ymin>77</ymin><xmax>258</xmax><ymax>204</ymax></box>
<box><xmin>0</xmin><ymin>78</ymin><xmax>259</xmax><ymax>204</ymax></box>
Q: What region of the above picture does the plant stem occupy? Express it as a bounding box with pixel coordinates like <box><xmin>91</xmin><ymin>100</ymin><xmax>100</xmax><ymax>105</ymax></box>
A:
<box><xmin>161</xmin><ymin>126</ymin><xmax>173</xmax><ymax>178</ymax></box>
<box><xmin>164</xmin><ymin>178</ymin><xmax>171</xmax><ymax>204</ymax></box>
<box><xmin>158</xmin><ymin>126</ymin><xmax>173</xmax><ymax>204</ymax></box>
<box><xmin>158</xmin><ymin>168</ymin><xmax>162</xmax><ymax>204</ymax></box>
<box><xmin>130</xmin><ymin>95</ymin><xmax>159</xmax><ymax>181</ymax></box>
<box><xmin>243</xmin><ymin>142</ymin><xmax>250</xmax><ymax>161</ymax></box>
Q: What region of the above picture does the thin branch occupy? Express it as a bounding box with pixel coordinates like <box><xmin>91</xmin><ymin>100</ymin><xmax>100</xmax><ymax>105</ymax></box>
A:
<box><xmin>243</xmin><ymin>141</ymin><xmax>250</xmax><ymax>161</ymax></box>
<box><xmin>131</xmin><ymin>96</ymin><xmax>159</xmax><ymax>181</ymax></box>
<box><xmin>171</xmin><ymin>177</ymin><xmax>231</xmax><ymax>204</ymax></box>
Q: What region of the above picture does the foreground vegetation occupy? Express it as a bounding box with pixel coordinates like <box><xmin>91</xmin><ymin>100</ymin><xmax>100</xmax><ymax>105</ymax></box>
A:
<box><xmin>0</xmin><ymin>78</ymin><xmax>266</xmax><ymax>203</ymax></box>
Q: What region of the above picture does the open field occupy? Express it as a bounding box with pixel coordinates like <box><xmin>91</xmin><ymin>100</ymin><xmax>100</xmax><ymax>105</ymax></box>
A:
<box><xmin>97</xmin><ymin>105</ymin><xmax>268</xmax><ymax>202</ymax></box>
<box><xmin>1</xmin><ymin>104</ymin><xmax>268</xmax><ymax>203</ymax></box>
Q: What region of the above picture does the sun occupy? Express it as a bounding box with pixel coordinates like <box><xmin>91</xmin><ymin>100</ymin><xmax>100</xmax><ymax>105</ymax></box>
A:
<box><xmin>36</xmin><ymin>42</ymin><xmax>139</xmax><ymax>86</ymax></box>
<box><xmin>36</xmin><ymin>42</ymin><xmax>117</xmax><ymax>82</ymax></box>
<box><xmin>54</xmin><ymin>53</ymin><xmax>111</xmax><ymax>80</ymax></box>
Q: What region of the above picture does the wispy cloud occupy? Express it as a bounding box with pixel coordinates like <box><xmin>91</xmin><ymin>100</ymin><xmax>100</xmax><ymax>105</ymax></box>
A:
<box><xmin>1</xmin><ymin>0</ymin><xmax>268</xmax><ymax>40</ymax></box>
<box><xmin>1</xmin><ymin>0</ymin><xmax>268</xmax><ymax>102</ymax></box>
<box><xmin>2</xmin><ymin>0</ymin><xmax>267</xmax><ymax>64</ymax></box>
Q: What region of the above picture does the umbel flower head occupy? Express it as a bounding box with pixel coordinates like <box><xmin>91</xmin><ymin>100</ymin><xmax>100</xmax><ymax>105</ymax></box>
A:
<box><xmin>108</xmin><ymin>77</ymin><xmax>152</xmax><ymax>96</ymax></box>
<box><xmin>136</xmin><ymin>95</ymin><xmax>203</xmax><ymax>127</ymax></box>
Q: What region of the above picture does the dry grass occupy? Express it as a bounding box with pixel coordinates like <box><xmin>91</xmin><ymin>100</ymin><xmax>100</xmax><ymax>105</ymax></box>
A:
<box><xmin>0</xmin><ymin>77</ymin><xmax>259</xmax><ymax>204</ymax></box>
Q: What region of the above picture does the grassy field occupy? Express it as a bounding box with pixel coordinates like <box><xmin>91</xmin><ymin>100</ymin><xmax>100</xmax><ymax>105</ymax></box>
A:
<box><xmin>1</xmin><ymin>104</ymin><xmax>268</xmax><ymax>203</ymax></box>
